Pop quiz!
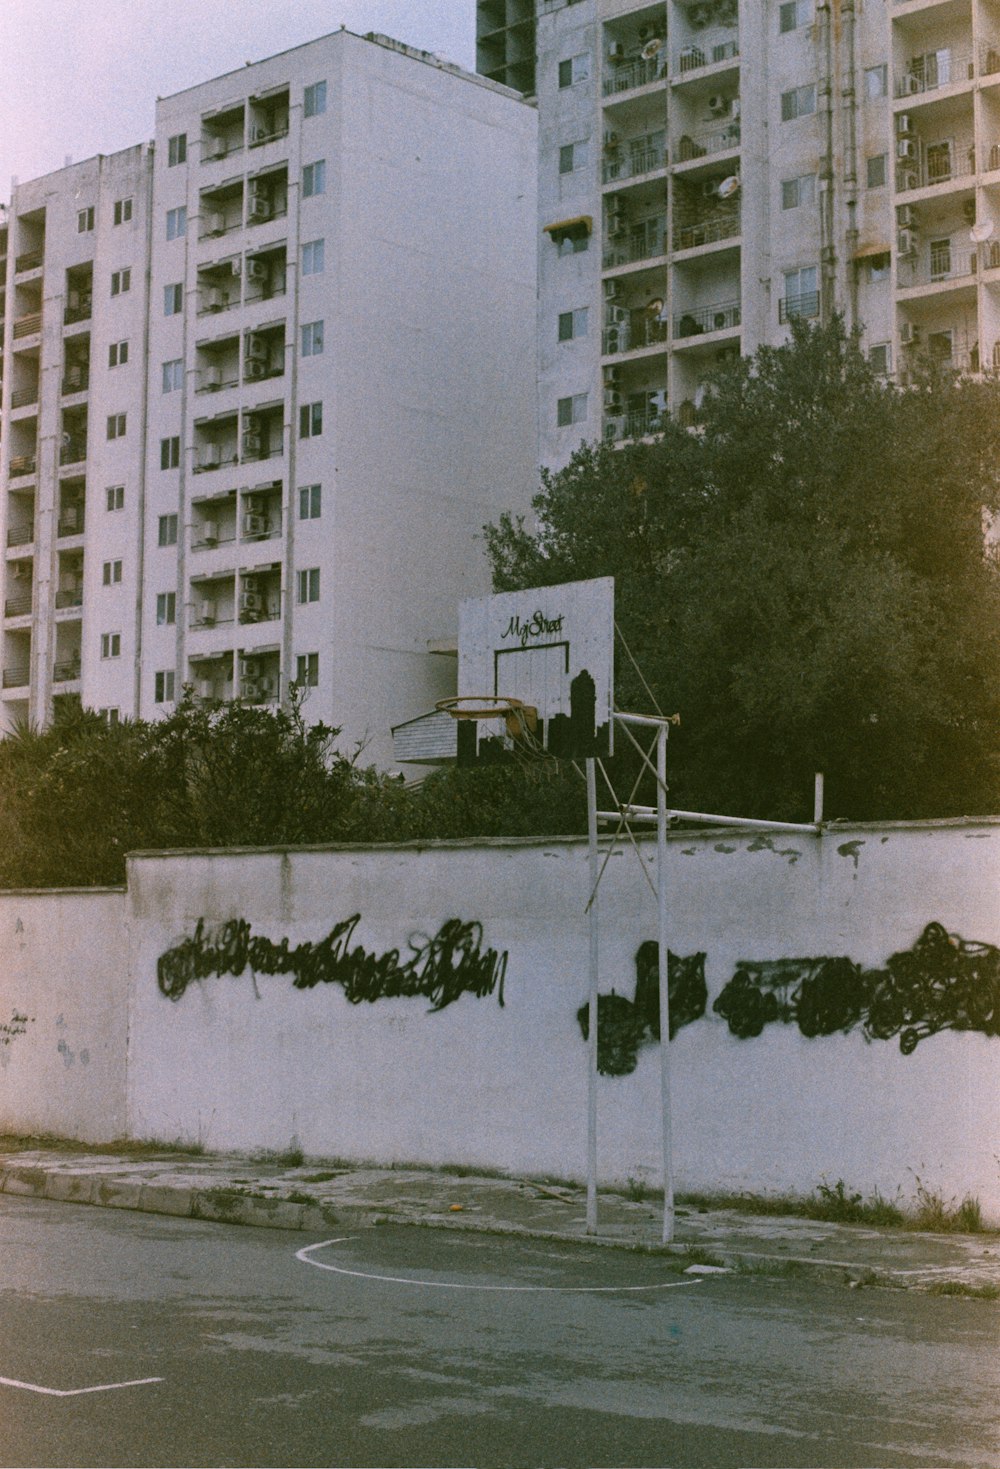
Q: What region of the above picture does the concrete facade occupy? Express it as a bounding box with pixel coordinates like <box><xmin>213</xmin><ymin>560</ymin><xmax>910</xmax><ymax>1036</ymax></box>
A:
<box><xmin>0</xmin><ymin>30</ymin><xmax>538</xmax><ymax>764</ymax></box>
<box><xmin>0</xmin><ymin>821</ymin><xmax>997</xmax><ymax>1218</ymax></box>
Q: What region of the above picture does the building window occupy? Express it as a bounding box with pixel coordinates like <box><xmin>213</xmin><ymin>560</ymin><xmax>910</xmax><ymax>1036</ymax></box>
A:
<box><xmin>865</xmin><ymin>64</ymin><xmax>888</xmax><ymax>100</ymax></box>
<box><xmin>299</xmin><ymin>483</ymin><xmax>322</xmax><ymax>519</ymax></box>
<box><xmin>868</xmin><ymin>252</ymin><xmax>891</xmax><ymax>283</ymax></box>
<box><xmin>111</xmin><ymin>268</ymin><xmax>131</xmax><ymax>296</ymax></box>
<box><xmin>166</xmin><ymin>206</ymin><xmax>187</xmax><ymax>240</ymax></box>
<box><xmin>168</xmin><ymin>133</ymin><xmax>187</xmax><ymax>166</ymax></box>
<box><xmin>100</xmin><ymin>632</ymin><xmax>121</xmax><ymax>659</ymax></box>
<box><xmin>107</xmin><ymin>413</ymin><xmax>127</xmax><ymax>440</ymax></box>
<box><xmin>98</xmin><ymin>707</ymin><xmax>121</xmax><ymax>726</ymax></box>
<box><xmin>160</xmin><ymin>436</ymin><xmax>180</xmax><ymax>470</ymax></box>
<box><xmin>866</xmin><ymin>154</ymin><xmax>887</xmax><ymax>189</ymax></box>
<box><xmin>302</xmin><ymin>238</ymin><xmax>325</xmax><ymax>275</ymax></box>
<box><xmin>780</xmin><ymin>266</ymin><xmax>819</xmax><ymax>320</ymax></box>
<box><xmin>557</xmin><ymin>307</ymin><xmax>589</xmax><ymax>341</ymax></box>
<box><xmin>559</xmin><ymin>140</ymin><xmax>589</xmax><ymax>174</ymax></box>
<box><xmin>299</xmin><ymin>402</ymin><xmax>322</xmax><ymax>438</ymax></box>
<box><xmin>781</xmin><ymin>173</ymin><xmax>816</xmax><ymax>210</ymax></box>
<box><xmin>779</xmin><ymin>0</ymin><xmax>811</xmax><ymax>31</ymax></box>
<box><xmin>102</xmin><ymin>560</ymin><xmax>123</xmax><ymax>586</ymax></box>
<box><xmin>77</xmin><ymin>206</ymin><xmax>95</xmax><ymax>233</ymax></box>
<box><xmin>556</xmin><ymin>392</ymin><xmax>588</xmax><ymax>426</ymax></box>
<box><xmin>869</xmin><ymin>343</ymin><xmax>892</xmax><ymax>376</ymax></box>
<box><xmin>164</xmin><ymin>282</ymin><xmax>183</xmax><ymax>315</ymax></box>
<box><xmin>297</xmin><ymin>568</ymin><xmax>320</xmax><ymax>604</ymax></box>
<box><xmin>558</xmin><ymin>54</ymin><xmax>591</xmax><ymax>88</ymax></box>
<box><xmin>113</xmin><ymin>197</ymin><xmax>133</xmax><ymax>226</ymax></box>
<box><xmin>154</xmin><ymin>670</ymin><xmax>176</xmax><ymax>703</ymax></box>
<box><xmin>158</xmin><ymin>513</ymin><xmax>178</xmax><ymax>547</ymax></box>
<box><xmin>303</xmin><ymin>160</ymin><xmax>326</xmax><ymax>197</ymax></box>
<box><xmin>295</xmin><ymin>652</ymin><xmax>319</xmax><ymax>686</ymax></box>
<box><xmin>780</xmin><ymin>85</ymin><xmax>816</xmax><ymax>121</ymax></box>
<box><xmin>156</xmin><ymin>591</ymin><xmax>176</xmax><ymax>626</ymax></box>
<box><xmin>108</xmin><ymin>340</ymin><xmax>129</xmax><ymax>368</ymax></box>
<box><xmin>930</xmin><ymin>238</ymin><xmax>952</xmax><ymax>280</ymax></box>
<box><xmin>162</xmin><ymin>358</ymin><xmax>183</xmax><ymax>393</ymax></box>
<box><xmin>301</xmin><ymin>320</ymin><xmax>324</xmax><ymax>356</ymax></box>
<box><xmin>106</xmin><ymin>484</ymin><xmax>125</xmax><ymax>512</ymax></box>
<box><xmin>304</xmin><ymin>80</ymin><xmax>327</xmax><ymax>117</ymax></box>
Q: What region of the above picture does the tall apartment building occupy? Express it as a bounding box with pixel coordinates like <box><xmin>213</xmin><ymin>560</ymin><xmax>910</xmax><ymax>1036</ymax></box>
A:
<box><xmin>0</xmin><ymin>30</ymin><xmax>537</xmax><ymax>763</ymax></box>
<box><xmin>477</xmin><ymin>0</ymin><xmax>999</xmax><ymax>469</ymax></box>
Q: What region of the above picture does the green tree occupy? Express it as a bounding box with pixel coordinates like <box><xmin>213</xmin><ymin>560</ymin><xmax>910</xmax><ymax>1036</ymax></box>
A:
<box><xmin>485</xmin><ymin>319</ymin><xmax>1000</xmax><ymax>820</ymax></box>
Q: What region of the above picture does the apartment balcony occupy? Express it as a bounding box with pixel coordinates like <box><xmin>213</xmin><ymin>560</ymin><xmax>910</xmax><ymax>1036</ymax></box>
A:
<box><xmin>602</xmin><ymin>315</ymin><xmax>668</xmax><ymax>357</ymax></box>
<box><xmin>193</xmin><ymin>446</ymin><xmax>239</xmax><ymax>475</ymax></box>
<box><xmin>604</xmin><ymin>406</ymin><xmax>665</xmax><ymax>442</ymax></box>
<box><xmin>64</xmin><ymin>294</ymin><xmax>93</xmax><ymax>326</ymax></box>
<box><xmin>14</xmin><ymin>250</ymin><xmax>43</xmax><ymax>275</ymax></box>
<box><xmin>673</xmin><ymin>123</ymin><xmax>741</xmax><ymax>166</ymax></box>
<box><xmin>59</xmin><ymin>438</ymin><xmax>86</xmax><ymax>467</ymax></box>
<box><xmin>61</xmin><ymin>366</ymin><xmax>90</xmax><ymax>396</ymax></box>
<box><xmin>673</xmin><ymin>31</ymin><xmax>739</xmax><ymax>78</ymax></box>
<box><xmin>603</xmin><ymin>216</ymin><xmax>667</xmax><ymax>270</ymax></box>
<box><xmin>4</xmin><ymin>591</ymin><xmax>32</xmax><ymax>618</ymax></box>
<box><xmin>9</xmin><ymin>387</ymin><xmax>38</xmax><ymax>410</ymax></box>
<box><xmin>52</xmin><ymin>658</ymin><xmax>81</xmax><ymax>685</ymax></box>
<box><xmin>895</xmin><ymin>48</ymin><xmax>974</xmax><ymax>98</ymax></box>
<box><xmin>7</xmin><ymin>522</ymin><xmax>34</xmax><ymax>547</ymax></box>
<box><xmin>778</xmin><ymin>289</ymin><xmax>820</xmax><ymax>324</ymax></box>
<box><xmin>8</xmin><ymin>454</ymin><xmax>36</xmax><ymax>479</ymax></box>
<box><xmin>54</xmin><ymin>586</ymin><xmax>83</xmax><ymax>611</ymax></box>
<box><xmin>897</xmin><ymin>243</ymin><xmax>978</xmax><ymax>294</ymax></box>
<box><xmin>237</xmin><ymin>591</ymin><xmax>280</xmax><ymax>627</ymax></box>
<box><xmin>13</xmin><ymin>312</ymin><xmax>41</xmax><ymax>340</ymax></box>
<box><xmin>57</xmin><ymin>506</ymin><xmax>85</xmax><ymax>537</ymax></box>
<box><xmin>603</xmin><ymin>55</ymin><xmax>665</xmax><ymax>97</ymax></box>
<box><xmin>672</xmin><ymin>210</ymin><xmax>741</xmax><ymax>254</ymax></box>
<box><xmin>602</xmin><ymin>138</ymin><xmax>667</xmax><ymax>186</ymax></box>
<box><xmin>3</xmin><ymin>665</ymin><xmax>30</xmax><ymax>690</ymax></box>
<box><xmin>673</xmin><ymin>300</ymin><xmax>741</xmax><ymax>342</ymax></box>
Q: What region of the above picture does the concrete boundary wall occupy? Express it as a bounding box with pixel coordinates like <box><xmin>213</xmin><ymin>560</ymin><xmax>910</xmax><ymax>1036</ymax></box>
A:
<box><xmin>0</xmin><ymin>823</ymin><xmax>997</xmax><ymax>1217</ymax></box>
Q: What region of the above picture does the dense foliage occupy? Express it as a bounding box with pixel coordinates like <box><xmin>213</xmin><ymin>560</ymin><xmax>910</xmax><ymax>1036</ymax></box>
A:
<box><xmin>485</xmin><ymin>320</ymin><xmax>1000</xmax><ymax>820</ymax></box>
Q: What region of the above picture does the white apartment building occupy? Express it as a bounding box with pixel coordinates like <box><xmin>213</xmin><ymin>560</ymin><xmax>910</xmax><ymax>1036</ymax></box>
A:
<box><xmin>0</xmin><ymin>30</ymin><xmax>538</xmax><ymax>764</ymax></box>
<box><xmin>476</xmin><ymin>0</ymin><xmax>1000</xmax><ymax>469</ymax></box>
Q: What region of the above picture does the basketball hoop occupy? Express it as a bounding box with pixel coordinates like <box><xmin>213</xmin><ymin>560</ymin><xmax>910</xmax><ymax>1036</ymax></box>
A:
<box><xmin>436</xmin><ymin>695</ymin><xmax>538</xmax><ymax>739</ymax></box>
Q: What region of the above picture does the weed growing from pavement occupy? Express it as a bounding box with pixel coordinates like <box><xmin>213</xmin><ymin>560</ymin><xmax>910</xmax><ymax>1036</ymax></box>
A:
<box><xmin>926</xmin><ymin>1279</ymin><xmax>1000</xmax><ymax>1299</ymax></box>
<box><xmin>678</xmin><ymin>1178</ymin><xmax>992</xmax><ymax>1234</ymax></box>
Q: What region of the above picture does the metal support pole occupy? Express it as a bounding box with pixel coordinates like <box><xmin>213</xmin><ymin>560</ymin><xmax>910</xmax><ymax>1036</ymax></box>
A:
<box><xmin>657</xmin><ymin>726</ymin><xmax>674</xmax><ymax>1244</ymax></box>
<box><xmin>814</xmin><ymin>772</ymin><xmax>825</xmax><ymax>825</ymax></box>
<box><xmin>586</xmin><ymin>757</ymin><xmax>599</xmax><ymax>1235</ymax></box>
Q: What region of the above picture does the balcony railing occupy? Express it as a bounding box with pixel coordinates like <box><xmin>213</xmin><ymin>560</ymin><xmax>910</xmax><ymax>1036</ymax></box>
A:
<box><xmin>201</xmin><ymin>139</ymin><xmax>244</xmax><ymax>165</ymax></box>
<box><xmin>602</xmin><ymin>142</ymin><xmax>667</xmax><ymax>184</ymax></box>
<box><xmin>897</xmin><ymin>144</ymin><xmax>975</xmax><ymax>192</ymax></box>
<box><xmin>241</xmin><ymin>443</ymin><xmax>283</xmax><ymax>465</ymax></box>
<box><xmin>238</xmin><ymin>601</ymin><xmax>280</xmax><ymax>625</ymax></box>
<box><xmin>61</xmin><ymin>369</ymin><xmax>90</xmax><ymax>395</ymax></box>
<box><xmin>3</xmin><ymin>665</ymin><xmax>30</xmax><ymax>689</ymax></box>
<box><xmin>602</xmin><ymin>55</ymin><xmax>662</xmax><ymax>96</ymax></box>
<box><xmin>7</xmin><ymin>523</ymin><xmax>34</xmax><ymax>547</ymax></box>
<box><xmin>193</xmin><ymin>450</ymin><xmax>239</xmax><ymax>474</ymax></box>
<box><xmin>64</xmin><ymin>298</ymin><xmax>92</xmax><ymax>325</ymax></box>
<box><xmin>9</xmin><ymin>387</ymin><xmax>38</xmax><ymax>409</ymax></box>
<box><xmin>673</xmin><ymin>124</ymin><xmax>741</xmax><ymax>163</ymax></box>
<box><xmin>602</xmin><ymin>316</ymin><xmax>668</xmax><ymax>355</ymax></box>
<box><xmin>13</xmin><ymin>312</ymin><xmax>41</xmax><ymax>339</ymax></box>
<box><xmin>896</xmin><ymin>49</ymin><xmax>973</xmax><ymax>97</ymax></box>
<box><xmin>982</xmin><ymin>44</ymin><xmax>1000</xmax><ymax>77</ymax></box>
<box><xmin>14</xmin><ymin>250</ymin><xmax>43</xmax><ymax>274</ymax></box>
<box><xmin>673</xmin><ymin>301</ymin><xmax>741</xmax><ymax>337</ymax></box>
<box><xmin>55</xmin><ymin>587</ymin><xmax>83</xmax><ymax>610</ymax></box>
<box><xmin>672</xmin><ymin>211</ymin><xmax>741</xmax><ymax>252</ymax></box>
<box><xmin>4</xmin><ymin>592</ymin><xmax>32</xmax><ymax>617</ymax></box>
<box><xmin>900</xmin><ymin>246</ymin><xmax>977</xmax><ymax>289</ymax></box>
<box><xmin>8</xmin><ymin>454</ymin><xmax>36</xmax><ymax>478</ymax></box>
<box><xmin>57</xmin><ymin>509</ymin><xmax>85</xmax><ymax>536</ymax></box>
<box><xmin>196</xmin><ymin>372</ymin><xmax>240</xmax><ymax>394</ymax></box>
<box><xmin>603</xmin><ymin>216</ymin><xmax>667</xmax><ymax>268</ymax></box>
<box><xmin>248</xmin><ymin>124</ymin><xmax>289</xmax><ymax>148</ymax></box>
<box><xmin>59</xmin><ymin>439</ymin><xmax>86</xmax><ymax>466</ymax></box>
<box><xmin>604</xmin><ymin>407</ymin><xmax>666</xmax><ymax>441</ymax></box>
<box><xmin>674</xmin><ymin>32</ymin><xmax>739</xmax><ymax>73</ymax></box>
<box><xmin>778</xmin><ymin>290</ymin><xmax>821</xmax><ymax>323</ymax></box>
<box><xmin>52</xmin><ymin>660</ymin><xmax>81</xmax><ymax>684</ymax></box>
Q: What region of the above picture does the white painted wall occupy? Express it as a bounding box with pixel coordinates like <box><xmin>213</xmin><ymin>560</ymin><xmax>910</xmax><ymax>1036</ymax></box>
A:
<box><xmin>122</xmin><ymin>820</ymin><xmax>1000</xmax><ymax>1219</ymax></box>
<box><xmin>0</xmin><ymin>889</ymin><xmax>128</xmax><ymax>1140</ymax></box>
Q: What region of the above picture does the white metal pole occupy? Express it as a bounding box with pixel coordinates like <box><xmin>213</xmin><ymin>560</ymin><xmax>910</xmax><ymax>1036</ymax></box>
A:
<box><xmin>586</xmin><ymin>756</ymin><xmax>599</xmax><ymax>1235</ymax></box>
<box><xmin>656</xmin><ymin>726</ymin><xmax>674</xmax><ymax>1244</ymax></box>
<box><xmin>814</xmin><ymin>772</ymin><xmax>825</xmax><ymax>824</ymax></box>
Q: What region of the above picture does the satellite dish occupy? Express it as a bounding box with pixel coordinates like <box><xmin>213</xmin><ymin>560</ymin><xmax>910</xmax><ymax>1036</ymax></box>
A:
<box><xmin>718</xmin><ymin>175</ymin><xmax>741</xmax><ymax>199</ymax></box>
<box><xmin>646</xmin><ymin>297</ymin><xmax>665</xmax><ymax>316</ymax></box>
<box><xmin>641</xmin><ymin>37</ymin><xmax>662</xmax><ymax>60</ymax></box>
<box><xmin>970</xmin><ymin>221</ymin><xmax>994</xmax><ymax>243</ymax></box>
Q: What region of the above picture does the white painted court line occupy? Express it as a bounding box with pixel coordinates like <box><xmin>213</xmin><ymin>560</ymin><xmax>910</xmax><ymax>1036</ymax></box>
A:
<box><xmin>0</xmin><ymin>1375</ymin><xmax>163</xmax><ymax>1397</ymax></box>
<box><xmin>296</xmin><ymin>1238</ymin><xmax>706</xmax><ymax>1294</ymax></box>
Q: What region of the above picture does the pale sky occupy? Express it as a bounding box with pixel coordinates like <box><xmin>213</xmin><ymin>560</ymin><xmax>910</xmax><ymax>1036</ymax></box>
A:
<box><xmin>0</xmin><ymin>0</ymin><xmax>476</xmax><ymax>197</ymax></box>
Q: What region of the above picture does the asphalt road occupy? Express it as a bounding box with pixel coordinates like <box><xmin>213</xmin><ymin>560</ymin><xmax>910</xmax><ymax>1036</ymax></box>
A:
<box><xmin>0</xmin><ymin>1195</ymin><xmax>996</xmax><ymax>1468</ymax></box>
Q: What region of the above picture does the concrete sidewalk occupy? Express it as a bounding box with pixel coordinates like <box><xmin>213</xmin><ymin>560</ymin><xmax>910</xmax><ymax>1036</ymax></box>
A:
<box><xmin>1</xmin><ymin>1145</ymin><xmax>998</xmax><ymax>1295</ymax></box>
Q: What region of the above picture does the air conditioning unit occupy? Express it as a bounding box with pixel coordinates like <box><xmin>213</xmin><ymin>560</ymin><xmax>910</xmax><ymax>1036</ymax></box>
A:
<box><xmin>240</xmin><ymin>591</ymin><xmax>263</xmax><ymax>612</ymax></box>
<box><xmin>247</xmin><ymin>195</ymin><xmax>271</xmax><ymax>222</ymax></box>
<box><xmin>249</xmin><ymin>124</ymin><xmax>271</xmax><ymax>144</ymax></box>
<box><xmin>246</xmin><ymin>258</ymin><xmax>268</xmax><ymax>281</ymax></box>
<box><xmin>198</xmin><ymin>599</ymin><xmax>217</xmax><ymax>624</ymax></box>
<box><xmin>608</xmin><ymin>43</ymin><xmax>625</xmax><ymax>62</ymax></box>
<box><xmin>899</xmin><ymin>321</ymin><xmax>920</xmax><ymax>346</ymax></box>
<box><xmin>207</xmin><ymin>212</ymin><xmax>226</xmax><ymax>236</ymax></box>
<box><xmin>258</xmin><ymin>675</ymin><xmax>277</xmax><ymax>696</ymax></box>
<box><xmin>897</xmin><ymin>205</ymin><xmax>918</xmax><ymax>230</ymax></box>
<box><xmin>245</xmin><ymin>334</ymin><xmax>267</xmax><ymax>360</ymax></box>
<box><xmin>240</xmin><ymin>657</ymin><xmax>261</xmax><ymax>679</ymax></box>
<box><xmin>604</xmin><ymin>390</ymin><xmax>623</xmax><ymax>411</ymax></box>
<box><xmin>603</xmin><ymin>279</ymin><xmax>621</xmax><ymax>300</ymax></box>
<box><xmin>605</xmin><ymin>327</ymin><xmax>622</xmax><ymax>354</ymax></box>
<box><xmin>201</xmin><ymin>520</ymin><xmax>218</xmax><ymax>543</ymax></box>
<box><xmin>200</xmin><ymin>444</ymin><xmax>221</xmax><ymax>469</ymax></box>
<box><xmin>242</xmin><ymin>513</ymin><xmax>267</xmax><ymax>536</ymax></box>
<box><xmin>230</xmin><ymin>258</ymin><xmax>242</xmax><ymax>278</ymax></box>
<box><xmin>609</xmin><ymin>305</ymin><xmax>628</xmax><ymax>324</ymax></box>
<box><xmin>707</xmin><ymin>95</ymin><xmax>730</xmax><ymax>117</ymax></box>
<box><xmin>897</xmin><ymin>138</ymin><xmax>918</xmax><ymax>161</ymax></box>
<box><xmin>242</xmin><ymin>435</ymin><xmax>262</xmax><ymax>458</ymax></box>
<box><xmin>245</xmin><ymin>495</ymin><xmax>265</xmax><ymax>515</ymax></box>
<box><xmin>603</xmin><ymin>131</ymin><xmax>620</xmax><ymax>149</ymax></box>
<box><xmin>242</xmin><ymin>680</ymin><xmax>261</xmax><ymax>701</ymax></box>
<box><xmin>896</xmin><ymin>113</ymin><xmax>915</xmax><ymax>138</ymax></box>
<box><xmin>203</xmin><ymin>365</ymin><xmax>222</xmax><ymax>390</ymax></box>
<box><xmin>203</xmin><ymin>135</ymin><xmax>225</xmax><ymax>160</ymax></box>
<box><xmin>897</xmin><ymin>227</ymin><xmax>919</xmax><ymax>256</ymax></box>
<box><xmin>205</xmin><ymin>288</ymin><xmax>225</xmax><ymax>312</ymax></box>
<box><xmin>243</xmin><ymin>358</ymin><xmax>267</xmax><ymax>380</ymax></box>
<box><xmin>604</xmin><ymin>366</ymin><xmax>622</xmax><ymax>385</ymax></box>
<box><xmin>903</xmin><ymin>72</ymin><xmax>921</xmax><ymax>94</ymax></box>
<box><xmin>196</xmin><ymin>680</ymin><xmax>214</xmax><ymax>700</ymax></box>
<box><xmin>242</xmin><ymin>575</ymin><xmax>259</xmax><ymax>594</ymax></box>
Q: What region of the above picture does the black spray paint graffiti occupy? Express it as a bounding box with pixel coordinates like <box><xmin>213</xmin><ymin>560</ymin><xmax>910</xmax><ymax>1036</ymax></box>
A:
<box><xmin>580</xmin><ymin>923</ymin><xmax>1000</xmax><ymax>1074</ymax></box>
<box><xmin>0</xmin><ymin>1011</ymin><xmax>32</xmax><ymax>1046</ymax></box>
<box><xmin>577</xmin><ymin>942</ymin><xmax>707</xmax><ymax>1076</ymax></box>
<box><xmin>157</xmin><ymin>914</ymin><xmax>507</xmax><ymax>1012</ymax></box>
<box><xmin>713</xmin><ymin>922</ymin><xmax>1000</xmax><ymax>1055</ymax></box>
